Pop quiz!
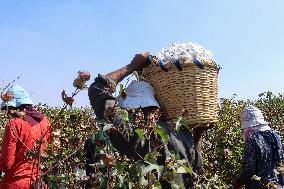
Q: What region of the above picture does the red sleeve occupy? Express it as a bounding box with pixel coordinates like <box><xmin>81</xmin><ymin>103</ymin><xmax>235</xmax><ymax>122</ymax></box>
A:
<box><xmin>0</xmin><ymin>120</ymin><xmax>18</xmax><ymax>172</ymax></box>
<box><xmin>43</xmin><ymin>117</ymin><xmax>52</xmax><ymax>144</ymax></box>
<box><xmin>46</xmin><ymin>131</ymin><xmax>52</xmax><ymax>144</ymax></box>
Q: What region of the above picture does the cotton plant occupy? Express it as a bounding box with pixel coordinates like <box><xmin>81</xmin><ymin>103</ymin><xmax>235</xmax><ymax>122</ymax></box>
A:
<box><xmin>74</xmin><ymin>167</ymin><xmax>86</xmax><ymax>180</ymax></box>
<box><xmin>83</xmin><ymin>104</ymin><xmax>194</xmax><ymax>189</ymax></box>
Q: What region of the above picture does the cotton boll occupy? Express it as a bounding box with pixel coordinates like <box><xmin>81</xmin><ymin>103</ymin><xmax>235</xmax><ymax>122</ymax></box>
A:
<box><xmin>155</xmin><ymin>42</ymin><xmax>215</xmax><ymax>64</ymax></box>
<box><xmin>191</xmin><ymin>50</ymin><xmax>198</xmax><ymax>59</ymax></box>
<box><xmin>185</xmin><ymin>54</ymin><xmax>193</xmax><ymax>61</ymax></box>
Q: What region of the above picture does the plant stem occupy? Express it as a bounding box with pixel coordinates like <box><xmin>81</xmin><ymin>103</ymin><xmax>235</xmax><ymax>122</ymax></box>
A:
<box><xmin>41</xmin><ymin>139</ymin><xmax>85</xmax><ymax>177</ymax></box>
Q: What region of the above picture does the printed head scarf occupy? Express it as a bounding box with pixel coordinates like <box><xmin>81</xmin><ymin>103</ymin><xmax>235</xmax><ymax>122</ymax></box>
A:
<box><xmin>240</xmin><ymin>105</ymin><xmax>268</xmax><ymax>129</ymax></box>
<box><xmin>240</xmin><ymin>105</ymin><xmax>270</xmax><ymax>140</ymax></box>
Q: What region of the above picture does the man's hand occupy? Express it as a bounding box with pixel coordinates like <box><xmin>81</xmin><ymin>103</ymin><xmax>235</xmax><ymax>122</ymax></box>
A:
<box><xmin>129</xmin><ymin>52</ymin><xmax>151</xmax><ymax>72</ymax></box>
<box><xmin>105</xmin><ymin>52</ymin><xmax>152</xmax><ymax>85</ymax></box>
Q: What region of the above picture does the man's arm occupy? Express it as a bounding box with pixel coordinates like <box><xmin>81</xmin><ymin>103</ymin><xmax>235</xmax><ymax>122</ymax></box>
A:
<box><xmin>88</xmin><ymin>52</ymin><xmax>151</xmax><ymax>118</ymax></box>
<box><xmin>105</xmin><ymin>52</ymin><xmax>151</xmax><ymax>85</ymax></box>
<box><xmin>87</xmin><ymin>52</ymin><xmax>151</xmax><ymax>160</ymax></box>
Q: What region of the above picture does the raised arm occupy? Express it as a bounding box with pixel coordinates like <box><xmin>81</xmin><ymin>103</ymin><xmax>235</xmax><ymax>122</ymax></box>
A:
<box><xmin>86</xmin><ymin>52</ymin><xmax>151</xmax><ymax>176</ymax></box>
<box><xmin>105</xmin><ymin>52</ymin><xmax>151</xmax><ymax>85</ymax></box>
<box><xmin>88</xmin><ymin>52</ymin><xmax>151</xmax><ymax>118</ymax></box>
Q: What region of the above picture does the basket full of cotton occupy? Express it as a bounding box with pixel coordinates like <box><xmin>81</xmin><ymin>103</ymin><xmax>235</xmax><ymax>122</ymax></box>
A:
<box><xmin>142</xmin><ymin>42</ymin><xmax>220</xmax><ymax>127</ymax></box>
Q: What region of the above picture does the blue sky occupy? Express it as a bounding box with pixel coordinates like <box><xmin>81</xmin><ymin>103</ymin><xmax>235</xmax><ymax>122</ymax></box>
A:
<box><xmin>0</xmin><ymin>0</ymin><xmax>283</xmax><ymax>107</ymax></box>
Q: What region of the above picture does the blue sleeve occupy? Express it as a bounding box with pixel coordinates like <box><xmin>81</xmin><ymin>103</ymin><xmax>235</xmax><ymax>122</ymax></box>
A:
<box><xmin>235</xmin><ymin>138</ymin><xmax>257</xmax><ymax>185</ymax></box>
<box><xmin>273</xmin><ymin>130</ymin><xmax>283</xmax><ymax>163</ymax></box>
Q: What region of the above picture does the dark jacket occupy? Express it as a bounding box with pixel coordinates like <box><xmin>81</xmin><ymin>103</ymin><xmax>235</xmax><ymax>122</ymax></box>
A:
<box><xmin>235</xmin><ymin>129</ymin><xmax>283</xmax><ymax>189</ymax></box>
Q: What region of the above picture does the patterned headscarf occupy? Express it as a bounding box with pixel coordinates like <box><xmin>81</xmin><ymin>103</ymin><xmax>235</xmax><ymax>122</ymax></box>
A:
<box><xmin>240</xmin><ymin>105</ymin><xmax>270</xmax><ymax>140</ymax></box>
<box><xmin>240</xmin><ymin>105</ymin><xmax>268</xmax><ymax>129</ymax></box>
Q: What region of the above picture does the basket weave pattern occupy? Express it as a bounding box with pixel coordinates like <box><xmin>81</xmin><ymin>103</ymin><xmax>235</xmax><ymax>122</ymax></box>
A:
<box><xmin>142</xmin><ymin>60</ymin><xmax>218</xmax><ymax>127</ymax></box>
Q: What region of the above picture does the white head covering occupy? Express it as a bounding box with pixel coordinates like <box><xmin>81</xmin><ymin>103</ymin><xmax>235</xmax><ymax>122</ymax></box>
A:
<box><xmin>117</xmin><ymin>81</ymin><xmax>159</xmax><ymax>109</ymax></box>
<box><xmin>240</xmin><ymin>105</ymin><xmax>268</xmax><ymax>129</ymax></box>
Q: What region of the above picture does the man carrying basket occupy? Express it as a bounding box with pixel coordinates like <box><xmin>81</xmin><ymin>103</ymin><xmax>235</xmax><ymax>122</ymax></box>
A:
<box><xmin>86</xmin><ymin>52</ymin><xmax>204</xmax><ymax>188</ymax></box>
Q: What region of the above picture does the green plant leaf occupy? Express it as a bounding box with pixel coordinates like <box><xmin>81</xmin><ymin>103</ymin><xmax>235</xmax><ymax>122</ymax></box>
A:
<box><xmin>119</xmin><ymin>84</ymin><xmax>124</xmax><ymax>95</ymax></box>
<box><xmin>118</xmin><ymin>174</ymin><xmax>126</xmax><ymax>187</ymax></box>
<box><xmin>153</xmin><ymin>182</ymin><xmax>162</xmax><ymax>189</ymax></box>
<box><xmin>103</xmin><ymin>123</ymin><xmax>114</xmax><ymax>131</ymax></box>
<box><xmin>116</xmin><ymin>110</ymin><xmax>129</xmax><ymax>121</ymax></box>
<box><xmin>135</xmin><ymin>128</ymin><xmax>145</xmax><ymax>146</ymax></box>
<box><xmin>96</xmin><ymin>117</ymin><xmax>109</xmax><ymax>125</ymax></box>
<box><xmin>251</xmin><ymin>175</ymin><xmax>261</xmax><ymax>181</ymax></box>
<box><xmin>154</xmin><ymin>125</ymin><xmax>169</xmax><ymax>144</ymax></box>
<box><xmin>140</xmin><ymin>161</ymin><xmax>164</xmax><ymax>180</ymax></box>
<box><xmin>182</xmin><ymin>165</ymin><xmax>192</xmax><ymax>174</ymax></box>
<box><xmin>176</xmin><ymin>166</ymin><xmax>187</xmax><ymax>174</ymax></box>
<box><xmin>171</xmin><ymin>182</ymin><xmax>182</xmax><ymax>189</ymax></box>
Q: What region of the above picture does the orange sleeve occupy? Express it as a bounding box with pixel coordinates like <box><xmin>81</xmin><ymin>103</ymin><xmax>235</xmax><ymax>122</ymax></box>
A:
<box><xmin>0</xmin><ymin>121</ymin><xmax>18</xmax><ymax>172</ymax></box>
<box><xmin>45</xmin><ymin>117</ymin><xmax>52</xmax><ymax>144</ymax></box>
<box><xmin>40</xmin><ymin>116</ymin><xmax>52</xmax><ymax>144</ymax></box>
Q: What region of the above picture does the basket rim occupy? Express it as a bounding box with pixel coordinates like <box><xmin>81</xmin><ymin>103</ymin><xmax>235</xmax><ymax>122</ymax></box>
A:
<box><xmin>142</xmin><ymin>59</ymin><xmax>219</xmax><ymax>75</ymax></box>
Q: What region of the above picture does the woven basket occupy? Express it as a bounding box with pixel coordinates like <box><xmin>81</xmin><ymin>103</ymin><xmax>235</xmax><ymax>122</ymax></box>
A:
<box><xmin>142</xmin><ymin>57</ymin><xmax>219</xmax><ymax>127</ymax></box>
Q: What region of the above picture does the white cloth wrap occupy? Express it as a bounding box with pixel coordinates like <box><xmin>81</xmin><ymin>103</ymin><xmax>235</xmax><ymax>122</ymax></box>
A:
<box><xmin>117</xmin><ymin>81</ymin><xmax>159</xmax><ymax>109</ymax></box>
<box><xmin>240</xmin><ymin>105</ymin><xmax>268</xmax><ymax>129</ymax></box>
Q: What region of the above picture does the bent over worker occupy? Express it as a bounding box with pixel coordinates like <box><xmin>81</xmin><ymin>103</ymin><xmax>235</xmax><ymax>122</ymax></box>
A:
<box><xmin>86</xmin><ymin>53</ymin><xmax>203</xmax><ymax>188</ymax></box>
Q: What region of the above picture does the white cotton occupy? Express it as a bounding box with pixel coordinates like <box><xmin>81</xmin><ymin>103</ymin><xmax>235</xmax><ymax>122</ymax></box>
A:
<box><xmin>156</xmin><ymin>42</ymin><xmax>215</xmax><ymax>63</ymax></box>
